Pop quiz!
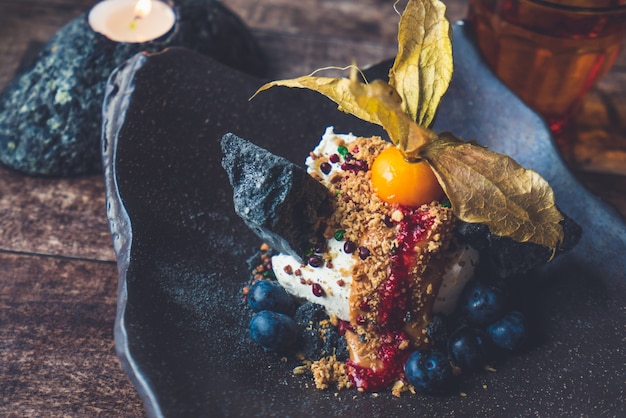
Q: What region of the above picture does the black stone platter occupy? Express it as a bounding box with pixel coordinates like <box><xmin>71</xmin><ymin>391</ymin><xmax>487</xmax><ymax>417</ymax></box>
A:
<box><xmin>102</xmin><ymin>23</ymin><xmax>625</xmax><ymax>417</ymax></box>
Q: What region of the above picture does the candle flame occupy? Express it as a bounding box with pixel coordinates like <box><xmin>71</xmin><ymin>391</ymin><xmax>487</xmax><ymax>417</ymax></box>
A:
<box><xmin>134</xmin><ymin>0</ymin><xmax>153</xmax><ymax>19</ymax></box>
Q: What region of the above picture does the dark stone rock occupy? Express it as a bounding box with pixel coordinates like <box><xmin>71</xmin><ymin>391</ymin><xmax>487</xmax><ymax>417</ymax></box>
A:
<box><xmin>221</xmin><ymin>133</ymin><xmax>332</xmax><ymax>263</ymax></box>
<box><xmin>0</xmin><ymin>0</ymin><xmax>266</xmax><ymax>177</ymax></box>
<box><xmin>456</xmin><ymin>214</ymin><xmax>582</xmax><ymax>279</ymax></box>
<box><xmin>294</xmin><ymin>302</ymin><xmax>349</xmax><ymax>361</ymax></box>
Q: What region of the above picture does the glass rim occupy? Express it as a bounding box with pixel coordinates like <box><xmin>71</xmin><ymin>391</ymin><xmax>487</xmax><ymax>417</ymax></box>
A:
<box><xmin>529</xmin><ymin>0</ymin><xmax>626</xmax><ymax>11</ymax></box>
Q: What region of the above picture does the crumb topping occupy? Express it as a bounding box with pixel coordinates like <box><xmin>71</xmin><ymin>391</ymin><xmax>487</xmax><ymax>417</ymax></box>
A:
<box><xmin>311</xmin><ymin>355</ymin><xmax>352</xmax><ymax>390</ymax></box>
<box><xmin>307</xmin><ymin>134</ymin><xmax>456</xmax><ymax>390</ymax></box>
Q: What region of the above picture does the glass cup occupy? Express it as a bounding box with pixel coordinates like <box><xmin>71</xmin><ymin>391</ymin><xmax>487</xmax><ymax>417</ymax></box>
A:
<box><xmin>467</xmin><ymin>0</ymin><xmax>626</xmax><ymax>133</ymax></box>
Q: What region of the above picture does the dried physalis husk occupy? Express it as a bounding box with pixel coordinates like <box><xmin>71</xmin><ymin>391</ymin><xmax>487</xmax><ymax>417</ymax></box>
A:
<box><xmin>420</xmin><ymin>133</ymin><xmax>564</xmax><ymax>251</ymax></box>
<box><xmin>249</xmin><ymin>0</ymin><xmax>564</xmax><ymax>254</ymax></box>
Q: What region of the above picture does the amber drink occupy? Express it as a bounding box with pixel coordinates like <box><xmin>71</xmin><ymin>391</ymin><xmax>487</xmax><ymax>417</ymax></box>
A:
<box><xmin>468</xmin><ymin>0</ymin><xmax>626</xmax><ymax>133</ymax></box>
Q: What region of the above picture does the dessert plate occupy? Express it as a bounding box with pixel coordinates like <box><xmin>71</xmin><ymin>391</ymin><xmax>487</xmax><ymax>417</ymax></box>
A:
<box><xmin>103</xmin><ymin>23</ymin><xmax>626</xmax><ymax>417</ymax></box>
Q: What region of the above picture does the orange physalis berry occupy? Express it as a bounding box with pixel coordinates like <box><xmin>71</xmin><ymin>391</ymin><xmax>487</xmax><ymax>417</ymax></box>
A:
<box><xmin>371</xmin><ymin>146</ymin><xmax>443</xmax><ymax>207</ymax></box>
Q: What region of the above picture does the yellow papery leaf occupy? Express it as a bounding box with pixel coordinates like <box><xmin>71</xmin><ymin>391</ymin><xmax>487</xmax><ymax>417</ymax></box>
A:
<box><xmin>421</xmin><ymin>134</ymin><xmax>564</xmax><ymax>251</ymax></box>
<box><xmin>348</xmin><ymin>78</ymin><xmax>437</xmax><ymax>158</ymax></box>
<box><xmin>251</xmin><ymin>75</ymin><xmax>381</xmax><ymax>126</ymax></box>
<box><xmin>250</xmin><ymin>67</ymin><xmax>438</xmax><ymax>158</ymax></box>
<box><xmin>389</xmin><ymin>0</ymin><xmax>453</xmax><ymax>127</ymax></box>
<box><xmin>248</xmin><ymin>0</ymin><xmax>567</xmax><ymax>251</ymax></box>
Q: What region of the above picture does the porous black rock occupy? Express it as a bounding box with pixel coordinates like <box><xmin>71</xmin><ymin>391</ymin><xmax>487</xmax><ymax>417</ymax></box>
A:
<box><xmin>0</xmin><ymin>0</ymin><xmax>266</xmax><ymax>177</ymax></box>
<box><xmin>221</xmin><ymin>133</ymin><xmax>332</xmax><ymax>262</ymax></box>
<box><xmin>456</xmin><ymin>214</ymin><xmax>582</xmax><ymax>279</ymax></box>
<box><xmin>295</xmin><ymin>302</ymin><xmax>349</xmax><ymax>362</ymax></box>
<box><xmin>425</xmin><ymin>314</ymin><xmax>450</xmax><ymax>351</ymax></box>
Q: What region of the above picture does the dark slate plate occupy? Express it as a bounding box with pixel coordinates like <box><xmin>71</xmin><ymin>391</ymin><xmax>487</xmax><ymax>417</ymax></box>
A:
<box><xmin>102</xmin><ymin>23</ymin><xmax>626</xmax><ymax>417</ymax></box>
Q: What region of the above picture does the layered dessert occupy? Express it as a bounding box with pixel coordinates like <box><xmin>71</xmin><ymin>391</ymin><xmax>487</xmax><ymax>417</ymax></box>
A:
<box><xmin>272</xmin><ymin>127</ymin><xmax>479</xmax><ymax>321</ymax></box>
<box><xmin>222</xmin><ymin>127</ymin><xmax>579</xmax><ymax>394</ymax></box>
<box><xmin>220</xmin><ymin>0</ymin><xmax>580</xmax><ymax>395</ymax></box>
<box><xmin>271</xmin><ymin>128</ymin><xmax>479</xmax><ymax>391</ymax></box>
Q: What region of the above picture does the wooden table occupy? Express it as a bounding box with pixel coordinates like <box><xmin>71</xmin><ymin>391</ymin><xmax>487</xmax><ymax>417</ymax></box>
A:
<box><xmin>1</xmin><ymin>1</ymin><xmax>624</xmax><ymax>416</ymax></box>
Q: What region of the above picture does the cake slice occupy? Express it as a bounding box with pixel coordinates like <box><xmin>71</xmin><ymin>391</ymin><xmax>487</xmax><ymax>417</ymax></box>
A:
<box><xmin>221</xmin><ymin>0</ymin><xmax>581</xmax><ymax>394</ymax></box>
<box><xmin>221</xmin><ymin>129</ymin><xmax>580</xmax><ymax>392</ymax></box>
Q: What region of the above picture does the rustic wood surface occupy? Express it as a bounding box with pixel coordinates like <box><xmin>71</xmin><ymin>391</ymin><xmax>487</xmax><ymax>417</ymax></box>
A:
<box><xmin>0</xmin><ymin>0</ymin><xmax>624</xmax><ymax>416</ymax></box>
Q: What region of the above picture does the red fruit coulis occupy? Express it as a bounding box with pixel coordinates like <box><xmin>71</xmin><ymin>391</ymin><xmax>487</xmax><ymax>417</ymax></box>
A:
<box><xmin>347</xmin><ymin>206</ymin><xmax>436</xmax><ymax>391</ymax></box>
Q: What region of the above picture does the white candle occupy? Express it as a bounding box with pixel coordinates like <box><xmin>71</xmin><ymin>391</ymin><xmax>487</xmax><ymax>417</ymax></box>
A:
<box><xmin>88</xmin><ymin>0</ymin><xmax>176</xmax><ymax>43</ymax></box>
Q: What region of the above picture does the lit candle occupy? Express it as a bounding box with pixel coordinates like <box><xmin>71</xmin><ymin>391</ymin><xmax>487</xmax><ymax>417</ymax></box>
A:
<box><xmin>88</xmin><ymin>0</ymin><xmax>176</xmax><ymax>43</ymax></box>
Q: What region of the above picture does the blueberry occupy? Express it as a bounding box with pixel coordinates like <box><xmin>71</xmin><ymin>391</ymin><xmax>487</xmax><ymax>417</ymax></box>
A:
<box><xmin>460</xmin><ymin>281</ymin><xmax>508</xmax><ymax>325</ymax></box>
<box><xmin>249</xmin><ymin>310</ymin><xmax>298</xmax><ymax>353</ymax></box>
<box><xmin>247</xmin><ymin>280</ymin><xmax>295</xmax><ymax>315</ymax></box>
<box><xmin>404</xmin><ymin>349</ymin><xmax>454</xmax><ymax>395</ymax></box>
<box><xmin>448</xmin><ymin>326</ymin><xmax>492</xmax><ymax>372</ymax></box>
<box><xmin>487</xmin><ymin>311</ymin><xmax>528</xmax><ymax>351</ymax></box>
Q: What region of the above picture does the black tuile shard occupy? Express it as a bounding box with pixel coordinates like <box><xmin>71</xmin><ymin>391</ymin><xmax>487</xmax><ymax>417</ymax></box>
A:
<box><xmin>221</xmin><ymin>133</ymin><xmax>332</xmax><ymax>263</ymax></box>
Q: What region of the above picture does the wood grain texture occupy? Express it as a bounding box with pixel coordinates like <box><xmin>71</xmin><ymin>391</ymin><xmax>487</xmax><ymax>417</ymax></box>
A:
<box><xmin>0</xmin><ymin>252</ymin><xmax>144</xmax><ymax>417</ymax></box>
<box><xmin>222</xmin><ymin>0</ymin><xmax>467</xmax><ymax>78</ymax></box>
<box><xmin>0</xmin><ymin>0</ymin><xmax>624</xmax><ymax>416</ymax></box>
<box><xmin>0</xmin><ymin>1</ymin><xmax>93</xmax><ymax>88</ymax></box>
<box><xmin>0</xmin><ymin>168</ymin><xmax>115</xmax><ymax>261</ymax></box>
<box><xmin>223</xmin><ymin>0</ymin><xmax>467</xmax><ymax>41</ymax></box>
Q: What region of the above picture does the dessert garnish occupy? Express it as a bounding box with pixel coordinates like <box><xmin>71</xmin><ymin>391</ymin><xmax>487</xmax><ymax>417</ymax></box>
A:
<box><xmin>252</xmin><ymin>0</ymin><xmax>564</xmax><ymax>253</ymax></box>
<box><xmin>221</xmin><ymin>0</ymin><xmax>580</xmax><ymax>396</ymax></box>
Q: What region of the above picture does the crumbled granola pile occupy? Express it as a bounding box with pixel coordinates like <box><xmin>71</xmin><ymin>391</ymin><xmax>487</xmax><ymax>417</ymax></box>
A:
<box><xmin>311</xmin><ymin>355</ymin><xmax>352</xmax><ymax>390</ymax></box>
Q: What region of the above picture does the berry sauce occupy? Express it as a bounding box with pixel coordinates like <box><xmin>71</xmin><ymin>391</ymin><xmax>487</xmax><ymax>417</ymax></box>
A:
<box><xmin>347</xmin><ymin>206</ymin><xmax>435</xmax><ymax>391</ymax></box>
<box><xmin>347</xmin><ymin>331</ymin><xmax>411</xmax><ymax>391</ymax></box>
